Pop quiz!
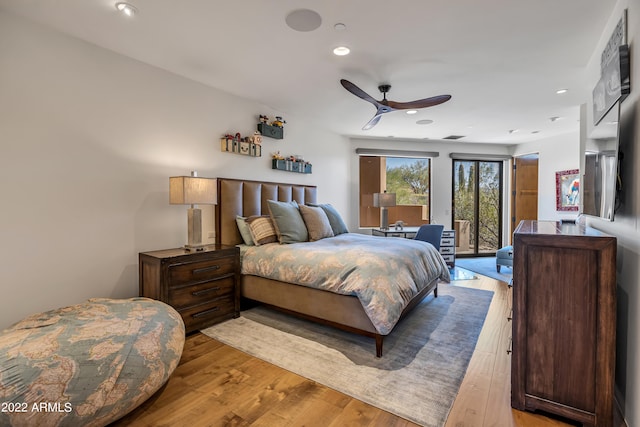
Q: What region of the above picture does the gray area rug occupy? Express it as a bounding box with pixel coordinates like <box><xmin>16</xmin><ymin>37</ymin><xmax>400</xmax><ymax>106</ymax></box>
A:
<box><xmin>456</xmin><ymin>256</ymin><xmax>512</xmax><ymax>283</ymax></box>
<box><xmin>201</xmin><ymin>283</ymin><xmax>494</xmax><ymax>426</ymax></box>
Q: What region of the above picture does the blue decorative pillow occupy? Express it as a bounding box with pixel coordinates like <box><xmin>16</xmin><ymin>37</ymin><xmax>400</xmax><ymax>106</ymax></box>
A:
<box><xmin>267</xmin><ymin>200</ymin><xmax>308</xmax><ymax>244</ymax></box>
<box><xmin>315</xmin><ymin>203</ymin><xmax>349</xmax><ymax>235</ymax></box>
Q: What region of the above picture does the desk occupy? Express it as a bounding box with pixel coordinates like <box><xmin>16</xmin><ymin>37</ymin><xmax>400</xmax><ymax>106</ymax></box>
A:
<box><xmin>371</xmin><ymin>227</ymin><xmax>420</xmax><ymax>238</ymax></box>
<box><xmin>371</xmin><ymin>227</ymin><xmax>455</xmax><ymax>267</ymax></box>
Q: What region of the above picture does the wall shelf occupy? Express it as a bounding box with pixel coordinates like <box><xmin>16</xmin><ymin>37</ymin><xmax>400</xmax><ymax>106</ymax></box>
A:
<box><xmin>221</xmin><ymin>138</ymin><xmax>262</xmax><ymax>157</ymax></box>
<box><xmin>258</xmin><ymin>123</ymin><xmax>283</xmax><ymax>139</ymax></box>
<box><xmin>272</xmin><ymin>159</ymin><xmax>311</xmax><ymax>174</ymax></box>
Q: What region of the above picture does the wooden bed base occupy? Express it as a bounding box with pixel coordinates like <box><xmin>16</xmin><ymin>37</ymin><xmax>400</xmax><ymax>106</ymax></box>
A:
<box><xmin>215</xmin><ymin>177</ymin><xmax>438</xmax><ymax>357</ymax></box>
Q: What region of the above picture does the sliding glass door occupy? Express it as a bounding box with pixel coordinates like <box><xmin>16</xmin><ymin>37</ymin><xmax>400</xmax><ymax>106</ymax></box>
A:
<box><xmin>452</xmin><ymin>160</ymin><xmax>503</xmax><ymax>256</ymax></box>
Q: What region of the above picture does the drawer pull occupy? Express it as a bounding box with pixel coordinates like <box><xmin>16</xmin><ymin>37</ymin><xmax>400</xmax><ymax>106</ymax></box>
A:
<box><xmin>192</xmin><ymin>307</ymin><xmax>220</xmax><ymax>318</ymax></box>
<box><xmin>192</xmin><ymin>286</ymin><xmax>221</xmax><ymax>296</ymax></box>
<box><xmin>192</xmin><ymin>265</ymin><xmax>221</xmax><ymax>274</ymax></box>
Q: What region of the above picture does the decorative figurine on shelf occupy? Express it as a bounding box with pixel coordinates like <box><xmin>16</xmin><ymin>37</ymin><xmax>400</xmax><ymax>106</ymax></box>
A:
<box><xmin>271</xmin><ymin>116</ymin><xmax>286</xmax><ymax>127</ymax></box>
<box><xmin>259</xmin><ymin>115</ymin><xmax>269</xmax><ymax>124</ymax></box>
<box><xmin>272</xmin><ymin>151</ymin><xmax>284</xmax><ymax>160</ymax></box>
<box><xmin>253</xmin><ymin>131</ymin><xmax>262</xmax><ymax>145</ymax></box>
<box><xmin>393</xmin><ymin>220</ymin><xmax>405</xmax><ymax>230</ymax></box>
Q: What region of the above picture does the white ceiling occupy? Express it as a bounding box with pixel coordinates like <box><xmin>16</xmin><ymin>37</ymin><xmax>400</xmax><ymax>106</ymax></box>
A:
<box><xmin>0</xmin><ymin>0</ymin><xmax>618</xmax><ymax>144</ymax></box>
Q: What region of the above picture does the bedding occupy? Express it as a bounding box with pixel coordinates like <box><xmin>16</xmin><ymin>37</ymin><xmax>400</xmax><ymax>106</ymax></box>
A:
<box><xmin>240</xmin><ymin>233</ymin><xmax>450</xmax><ymax>335</ymax></box>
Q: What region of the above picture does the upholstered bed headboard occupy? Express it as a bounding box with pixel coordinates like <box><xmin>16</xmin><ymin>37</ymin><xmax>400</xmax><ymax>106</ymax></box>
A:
<box><xmin>215</xmin><ymin>178</ymin><xmax>318</xmax><ymax>246</ymax></box>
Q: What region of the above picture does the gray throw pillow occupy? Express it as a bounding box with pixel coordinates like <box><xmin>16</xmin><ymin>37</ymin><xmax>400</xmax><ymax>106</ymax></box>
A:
<box><xmin>267</xmin><ymin>200</ymin><xmax>309</xmax><ymax>244</ymax></box>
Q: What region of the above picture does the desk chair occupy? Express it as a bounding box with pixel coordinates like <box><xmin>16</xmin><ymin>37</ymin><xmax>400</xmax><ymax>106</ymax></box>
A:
<box><xmin>414</xmin><ymin>224</ymin><xmax>445</xmax><ymax>251</ymax></box>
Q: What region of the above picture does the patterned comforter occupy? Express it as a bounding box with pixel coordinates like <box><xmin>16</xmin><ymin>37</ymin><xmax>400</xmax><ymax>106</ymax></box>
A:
<box><xmin>240</xmin><ymin>233</ymin><xmax>451</xmax><ymax>335</ymax></box>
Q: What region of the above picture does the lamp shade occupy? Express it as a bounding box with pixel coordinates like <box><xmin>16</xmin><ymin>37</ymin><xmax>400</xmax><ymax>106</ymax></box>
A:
<box><xmin>169</xmin><ymin>176</ymin><xmax>217</xmax><ymax>205</ymax></box>
<box><xmin>373</xmin><ymin>192</ymin><xmax>396</xmax><ymax>208</ymax></box>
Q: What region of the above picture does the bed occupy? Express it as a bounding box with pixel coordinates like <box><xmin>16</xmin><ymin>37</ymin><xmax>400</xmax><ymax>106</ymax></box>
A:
<box><xmin>215</xmin><ymin>177</ymin><xmax>450</xmax><ymax>356</ymax></box>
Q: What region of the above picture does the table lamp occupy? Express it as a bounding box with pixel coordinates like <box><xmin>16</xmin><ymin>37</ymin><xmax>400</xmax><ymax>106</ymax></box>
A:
<box><xmin>169</xmin><ymin>171</ymin><xmax>217</xmax><ymax>251</ymax></box>
<box><xmin>373</xmin><ymin>191</ymin><xmax>396</xmax><ymax>230</ymax></box>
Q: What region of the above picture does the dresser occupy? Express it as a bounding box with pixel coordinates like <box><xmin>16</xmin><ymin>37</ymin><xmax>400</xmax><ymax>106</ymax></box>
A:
<box><xmin>511</xmin><ymin>220</ymin><xmax>616</xmax><ymax>427</ymax></box>
<box><xmin>139</xmin><ymin>245</ymin><xmax>240</xmax><ymax>333</ymax></box>
<box><xmin>439</xmin><ymin>229</ymin><xmax>455</xmax><ymax>268</ymax></box>
<box><xmin>371</xmin><ymin>227</ymin><xmax>455</xmax><ymax>267</ymax></box>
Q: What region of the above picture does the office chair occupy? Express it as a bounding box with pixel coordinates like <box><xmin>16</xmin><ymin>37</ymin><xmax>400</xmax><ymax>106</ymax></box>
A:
<box><xmin>414</xmin><ymin>224</ymin><xmax>445</xmax><ymax>251</ymax></box>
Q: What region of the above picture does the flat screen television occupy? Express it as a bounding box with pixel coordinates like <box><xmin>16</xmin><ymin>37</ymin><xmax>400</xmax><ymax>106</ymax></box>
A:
<box><xmin>583</xmin><ymin>101</ymin><xmax>621</xmax><ymax>221</ymax></box>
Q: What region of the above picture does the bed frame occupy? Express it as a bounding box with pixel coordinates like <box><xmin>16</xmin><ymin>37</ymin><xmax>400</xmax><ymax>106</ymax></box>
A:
<box><xmin>215</xmin><ymin>177</ymin><xmax>438</xmax><ymax>357</ymax></box>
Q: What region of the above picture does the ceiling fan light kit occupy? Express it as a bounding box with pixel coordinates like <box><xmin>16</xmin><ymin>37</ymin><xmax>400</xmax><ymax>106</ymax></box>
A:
<box><xmin>340</xmin><ymin>79</ymin><xmax>451</xmax><ymax>130</ymax></box>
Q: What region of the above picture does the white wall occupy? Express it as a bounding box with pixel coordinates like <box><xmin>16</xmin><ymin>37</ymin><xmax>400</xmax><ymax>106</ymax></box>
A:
<box><xmin>512</xmin><ymin>132</ymin><xmax>580</xmax><ymax>221</ymax></box>
<box><xmin>582</xmin><ymin>1</ymin><xmax>640</xmax><ymax>425</ymax></box>
<box><xmin>0</xmin><ymin>11</ymin><xmax>350</xmax><ymax>329</ymax></box>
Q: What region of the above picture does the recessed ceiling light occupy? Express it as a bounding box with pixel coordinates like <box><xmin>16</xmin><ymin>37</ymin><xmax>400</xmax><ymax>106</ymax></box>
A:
<box><xmin>334</xmin><ymin>23</ymin><xmax>347</xmax><ymax>31</ymax></box>
<box><xmin>333</xmin><ymin>46</ymin><xmax>350</xmax><ymax>56</ymax></box>
<box><xmin>115</xmin><ymin>2</ymin><xmax>137</xmax><ymax>16</ymax></box>
<box><xmin>406</xmin><ymin>110</ymin><xmax>418</xmax><ymax>115</ymax></box>
<box><xmin>416</xmin><ymin>119</ymin><xmax>434</xmax><ymax>125</ymax></box>
<box><xmin>285</xmin><ymin>9</ymin><xmax>322</xmax><ymax>32</ymax></box>
<box><xmin>556</xmin><ymin>88</ymin><xmax>568</xmax><ymax>94</ymax></box>
<box><xmin>509</xmin><ymin>129</ymin><xmax>519</xmax><ymax>134</ymax></box>
<box><xmin>549</xmin><ymin>116</ymin><xmax>562</xmax><ymax>122</ymax></box>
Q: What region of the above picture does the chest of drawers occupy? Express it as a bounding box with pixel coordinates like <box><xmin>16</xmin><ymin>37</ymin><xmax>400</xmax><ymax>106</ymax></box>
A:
<box><xmin>139</xmin><ymin>245</ymin><xmax>240</xmax><ymax>333</ymax></box>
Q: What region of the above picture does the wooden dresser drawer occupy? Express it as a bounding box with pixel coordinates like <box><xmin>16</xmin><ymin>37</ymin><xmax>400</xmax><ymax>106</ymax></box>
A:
<box><xmin>179</xmin><ymin>295</ymin><xmax>236</xmax><ymax>331</ymax></box>
<box><xmin>168</xmin><ymin>256</ymin><xmax>236</xmax><ymax>286</ymax></box>
<box><xmin>169</xmin><ymin>277</ymin><xmax>235</xmax><ymax>309</ymax></box>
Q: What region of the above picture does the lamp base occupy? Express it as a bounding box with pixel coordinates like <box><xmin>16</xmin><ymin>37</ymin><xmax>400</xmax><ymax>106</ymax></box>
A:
<box><xmin>380</xmin><ymin>207</ymin><xmax>389</xmax><ymax>230</ymax></box>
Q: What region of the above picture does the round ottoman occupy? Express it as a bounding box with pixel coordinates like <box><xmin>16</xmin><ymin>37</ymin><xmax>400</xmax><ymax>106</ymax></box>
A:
<box><xmin>0</xmin><ymin>297</ymin><xmax>184</xmax><ymax>427</ymax></box>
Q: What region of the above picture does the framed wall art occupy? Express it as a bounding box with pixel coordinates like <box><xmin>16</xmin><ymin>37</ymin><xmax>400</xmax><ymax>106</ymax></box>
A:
<box><xmin>556</xmin><ymin>169</ymin><xmax>580</xmax><ymax>211</ymax></box>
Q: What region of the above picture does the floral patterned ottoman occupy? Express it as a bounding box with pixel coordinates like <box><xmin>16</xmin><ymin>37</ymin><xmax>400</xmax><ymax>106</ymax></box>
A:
<box><xmin>0</xmin><ymin>297</ymin><xmax>185</xmax><ymax>427</ymax></box>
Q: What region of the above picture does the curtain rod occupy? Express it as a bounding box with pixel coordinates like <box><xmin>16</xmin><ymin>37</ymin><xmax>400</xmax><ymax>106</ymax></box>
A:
<box><xmin>356</xmin><ymin>148</ymin><xmax>440</xmax><ymax>158</ymax></box>
<box><xmin>449</xmin><ymin>152</ymin><xmax>512</xmax><ymax>161</ymax></box>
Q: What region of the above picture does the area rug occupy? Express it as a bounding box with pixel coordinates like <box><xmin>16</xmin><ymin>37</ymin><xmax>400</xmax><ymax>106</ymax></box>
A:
<box><xmin>455</xmin><ymin>256</ymin><xmax>512</xmax><ymax>283</ymax></box>
<box><xmin>201</xmin><ymin>283</ymin><xmax>494</xmax><ymax>427</ymax></box>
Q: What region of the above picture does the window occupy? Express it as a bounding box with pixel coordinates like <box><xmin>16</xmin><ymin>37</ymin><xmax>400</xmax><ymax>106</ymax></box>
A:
<box><xmin>359</xmin><ymin>155</ymin><xmax>432</xmax><ymax>227</ymax></box>
<box><xmin>452</xmin><ymin>159</ymin><xmax>503</xmax><ymax>255</ymax></box>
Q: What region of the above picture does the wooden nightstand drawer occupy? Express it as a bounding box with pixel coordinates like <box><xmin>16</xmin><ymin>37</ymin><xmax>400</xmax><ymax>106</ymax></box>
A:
<box><xmin>179</xmin><ymin>295</ymin><xmax>236</xmax><ymax>331</ymax></box>
<box><xmin>169</xmin><ymin>276</ymin><xmax>235</xmax><ymax>309</ymax></box>
<box><xmin>168</xmin><ymin>256</ymin><xmax>236</xmax><ymax>286</ymax></box>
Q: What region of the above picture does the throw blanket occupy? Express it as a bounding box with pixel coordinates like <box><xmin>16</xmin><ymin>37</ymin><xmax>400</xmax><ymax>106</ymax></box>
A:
<box><xmin>240</xmin><ymin>233</ymin><xmax>451</xmax><ymax>335</ymax></box>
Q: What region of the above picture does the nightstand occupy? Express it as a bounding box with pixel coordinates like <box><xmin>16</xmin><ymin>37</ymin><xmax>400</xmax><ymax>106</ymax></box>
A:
<box><xmin>139</xmin><ymin>245</ymin><xmax>240</xmax><ymax>333</ymax></box>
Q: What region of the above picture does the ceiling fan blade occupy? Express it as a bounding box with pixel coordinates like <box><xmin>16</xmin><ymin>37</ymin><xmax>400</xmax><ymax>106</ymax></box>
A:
<box><xmin>341</xmin><ymin>79</ymin><xmax>380</xmax><ymax>106</ymax></box>
<box><xmin>362</xmin><ymin>114</ymin><xmax>382</xmax><ymax>130</ymax></box>
<box><xmin>387</xmin><ymin>94</ymin><xmax>451</xmax><ymax>110</ymax></box>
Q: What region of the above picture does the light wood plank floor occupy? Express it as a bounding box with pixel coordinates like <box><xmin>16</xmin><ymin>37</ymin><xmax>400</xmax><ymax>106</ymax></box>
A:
<box><xmin>112</xmin><ymin>274</ymin><xmax>602</xmax><ymax>426</ymax></box>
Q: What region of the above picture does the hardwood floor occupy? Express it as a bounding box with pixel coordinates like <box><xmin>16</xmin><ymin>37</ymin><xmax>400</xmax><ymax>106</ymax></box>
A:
<box><xmin>112</xmin><ymin>275</ymin><xmax>584</xmax><ymax>427</ymax></box>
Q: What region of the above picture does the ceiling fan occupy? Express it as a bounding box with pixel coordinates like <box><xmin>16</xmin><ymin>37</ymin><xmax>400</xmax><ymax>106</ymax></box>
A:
<box><xmin>340</xmin><ymin>79</ymin><xmax>451</xmax><ymax>130</ymax></box>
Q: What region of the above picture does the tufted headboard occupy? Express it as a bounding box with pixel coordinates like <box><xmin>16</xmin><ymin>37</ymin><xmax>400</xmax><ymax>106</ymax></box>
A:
<box><xmin>215</xmin><ymin>178</ymin><xmax>318</xmax><ymax>246</ymax></box>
